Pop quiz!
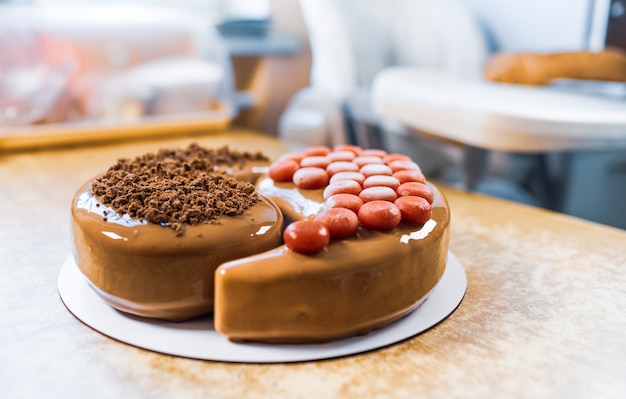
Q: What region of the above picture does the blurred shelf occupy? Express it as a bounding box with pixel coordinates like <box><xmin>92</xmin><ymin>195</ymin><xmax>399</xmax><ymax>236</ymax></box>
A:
<box><xmin>0</xmin><ymin>110</ymin><xmax>233</xmax><ymax>153</ymax></box>
<box><xmin>222</xmin><ymin>33</ymin><xmax>302</xmax><ymax>57</ymax></box>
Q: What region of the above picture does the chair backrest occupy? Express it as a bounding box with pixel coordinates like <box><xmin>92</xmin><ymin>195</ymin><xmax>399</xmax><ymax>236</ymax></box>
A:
<box><xmin>299</xmin><ymin>0</ymin><xmax>490</xmax><ymax>99</ymax></box>
<box><xmin>281</xmin><ymin>0</ymin><xmax>490</xmax><ymax>149</ymax></box>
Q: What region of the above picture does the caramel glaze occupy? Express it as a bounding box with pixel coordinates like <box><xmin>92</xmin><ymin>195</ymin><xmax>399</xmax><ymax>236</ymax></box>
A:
<box><xmin>70</xmin><ymin>166</ymin><xmax>283</xmax><ymax>322</ymax></box>
<box><xmin>214</xmin><ymin>177</ymin><xmax>450</xmax><ymax>343</ymax></box>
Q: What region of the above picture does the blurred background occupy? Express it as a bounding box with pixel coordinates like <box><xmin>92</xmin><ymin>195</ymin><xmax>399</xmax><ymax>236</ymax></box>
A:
<box><xmin>1</xmin><ymin>0</ymin><xmax>625</xmax><ymax>229</ymax></box>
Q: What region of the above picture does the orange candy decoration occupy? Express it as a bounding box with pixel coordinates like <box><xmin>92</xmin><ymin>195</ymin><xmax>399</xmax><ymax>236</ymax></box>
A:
<box><xmin>315</xmin><ymin>208</ymin><xmax>359</xmax><ymax>238</ymax></box>
<box><xmin>283</xmin><ymin>220</ymin><xmax>330</xmax><ymax>254</ymax></box>
<box><xmin>268</xmin><ymin>146</ymin><xmax>434</xmax><ymax>250</ymax></box>
<box><xmin>358</xmin><ymin>201</ymin><xmax>402</xmax><ymax>231</ymax></box>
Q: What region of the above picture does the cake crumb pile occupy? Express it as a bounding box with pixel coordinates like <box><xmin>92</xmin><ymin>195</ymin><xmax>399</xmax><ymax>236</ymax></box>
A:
<box><xmin>92</xmin><ymin>143</ymin><xmax>269</xmax><ymax>235</ymax></box>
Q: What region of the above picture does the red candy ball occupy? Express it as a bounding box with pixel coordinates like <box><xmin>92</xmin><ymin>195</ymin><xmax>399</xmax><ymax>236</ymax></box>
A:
<box><xmin>326</xmin><ymin>161</ymin><xmax>359</xmax><ymax>176</ymax></box>
<box><xmin>327</xmin><ymin>150</ymin><xmax>356</xmax><ymax>162</ymax></box>
<box><xmin>333</xmin><ymin>144</ymin><xmax>363</xmax><ymax>156</ymax></box>
<box><xmin>283</xmin><ymin>220</ymin><xmax>330</xmax><ymax>254</ymax></box>
<box><xmin>300</xmin><ymin>156</ymin><xmax>331</xmax><ymax>169</ymax></box>
<box><xmin>383</xmin><ymin>153</ymin><xmax>411</xmax><ymax>164</ymax></box>
<box><xmin>315</xmin><ymin>208</ymin><xmax>359</xmax><ymax>238</ymax></box>
<box><xmin>389</xmin><ymin>160</ymin><xmax>420</xmax><ymax>173</ymax></box>
<box><xmin>359</xmin><ymin>186</ymin><xmax>398</xmax><ymax>203</ymax></box>
<box><xmin>268</xmin><ymin>159</ymin><xmax>300</xmax><ymax>182</ymax></box>
<box><xmin>395</xmin><ymin>196</ymin><xmax>432</xmax><ymax>225</ymax></box>
<box><xmin>329</xmin><ymin>171</ymin><xmax>365</xmax><ymax>186</ymax></box>
<box><xmin>277</xmin><ymin>152</ymin><xmax>306</xmax><ymax>164</ymax></box>
<box><xmin>304</xmin><ymin>146</ymin><xmax>332</xmax><ymax>156</ymax></box>
<box><xmin>353</xmin><ymin>156</ymin><xmax>385</xmax><ymax>168</ymax></box>
<box><xmin>323</xmin><ymin>193</ymin><xmax>364</xmax><ymax>213</ymax></box>
<box><xmin>359</xmin><ymin>163</ymin><xmax>393</xmax><ymax>177</ymax></box>
<box><xmin>358</xmin><ymin>201</ymin><xmax>402</xmax><ymax>230</ymax></box>
<box><xmin>292</xmin><ymin>167</ymin><xmax>329</xmax><ymax>189</ymax></box>
<box><xmin>361</xmin><ymin>149</ymin><xmax>387</xmax><ymax>158</ymax></box>
<box><xmin>323</xmin><ymin>180</ymin><xmax>362</xmax><ymax>199</ymax></box>
<box><xmin>393</xmin><ymin>169</ymin><xmax>426</xmax><ymax>184</ymax></box>
<box><xmin>396</xmin><ymin>182</ymin><xmax>434</xmax><ymax>204</ymax></box>
<box><xmin>362</xmin><ymin>175</ymin><xmax>400</xmax><ymax>190</ymax></box>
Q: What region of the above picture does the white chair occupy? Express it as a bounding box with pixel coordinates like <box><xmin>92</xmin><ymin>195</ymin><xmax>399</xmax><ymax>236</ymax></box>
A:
<box><xmin>278</xmin><ymin>0</ymin><xmax>488</xmax><ymax>176</ymax></box>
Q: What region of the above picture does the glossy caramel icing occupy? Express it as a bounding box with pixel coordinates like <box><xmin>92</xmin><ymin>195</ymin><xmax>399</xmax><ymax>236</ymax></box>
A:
<box><xmin>71</xmin><ymin>144</ymin><xmax>450</xmax><ymax>343</ymax></box>
<box><xmin>71</xmin><ymin>179</ymin><xmax>283</xmax><ymax>321</ymax></box>
<box><xmin>214</xmin><ymin>177</ymin><xmax>450</xmax><ymax>343</ymax></box>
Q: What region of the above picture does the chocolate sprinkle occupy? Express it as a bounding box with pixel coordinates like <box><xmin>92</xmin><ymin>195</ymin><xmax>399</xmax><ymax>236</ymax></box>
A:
<box><xmin>92</xmin><ymin>143</ymin><xmax>269</xmax><ymax>235</ymax></box>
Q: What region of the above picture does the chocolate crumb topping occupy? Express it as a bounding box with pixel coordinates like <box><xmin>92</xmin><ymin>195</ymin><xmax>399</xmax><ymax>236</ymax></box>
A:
<box><xmin>92</xmin><ymin>143</ymin><xmax>269</xmax><ymax>235</ymax></box>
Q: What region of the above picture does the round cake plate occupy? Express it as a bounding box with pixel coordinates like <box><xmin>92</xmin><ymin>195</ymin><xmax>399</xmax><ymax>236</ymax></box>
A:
<box><xmin>58</xmin><ymin>251</ymin><xmax>466</xmax><ymax>363</ymax></box>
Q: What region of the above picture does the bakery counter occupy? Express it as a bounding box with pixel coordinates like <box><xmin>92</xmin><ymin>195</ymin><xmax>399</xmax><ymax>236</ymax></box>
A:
<box><xmin>1</xmin><ymin>130</ymin><xmax>625</xmax><ymax>399</ymax></box>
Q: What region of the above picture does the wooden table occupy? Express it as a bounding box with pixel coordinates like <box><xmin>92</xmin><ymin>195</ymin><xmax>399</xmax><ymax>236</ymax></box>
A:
<box><xmin>1</xmin><ymin>130</ymin><xmax>625</xmax><ymax>399</ymax></box>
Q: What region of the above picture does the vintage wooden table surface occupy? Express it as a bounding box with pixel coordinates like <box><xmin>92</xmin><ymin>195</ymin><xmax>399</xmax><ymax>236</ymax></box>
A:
<box><xmin>1</xmin><ymin>130</ymin><xmax>625</xmax><ymax>399</ymax></box>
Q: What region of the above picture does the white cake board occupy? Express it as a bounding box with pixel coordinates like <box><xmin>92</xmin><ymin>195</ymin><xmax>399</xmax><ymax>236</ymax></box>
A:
<box><xmin>58</xmin><ymin>252</ymin><xmax>466</xmax><ymax>363</ymax></box>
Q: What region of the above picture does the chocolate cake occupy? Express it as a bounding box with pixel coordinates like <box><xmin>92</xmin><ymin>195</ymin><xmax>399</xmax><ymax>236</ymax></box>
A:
<box><xmin>71</xmin><ymin>143</ymin><xmax>450</xmax><ymax>342</ymax></box>
<box><xmin>71</xmin><ymin>144</ymin><xmax>283</xmax><ymax>321</ymax></box>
